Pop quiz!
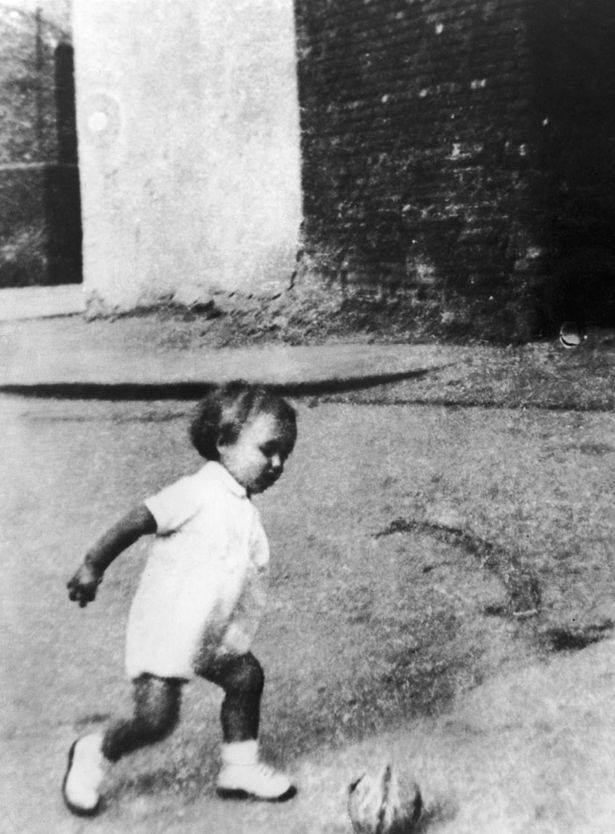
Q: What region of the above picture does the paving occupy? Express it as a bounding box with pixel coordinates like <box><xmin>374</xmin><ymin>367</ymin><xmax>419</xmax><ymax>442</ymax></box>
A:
<box><xmin>1</xmin><ymin>312</ymin><xmax>614</xmax><ymax>411</ymax></box>
<box><xmin>0</xmin><ymin>313</ymin><xmax>455</xmax><ymax>393</ymax></box>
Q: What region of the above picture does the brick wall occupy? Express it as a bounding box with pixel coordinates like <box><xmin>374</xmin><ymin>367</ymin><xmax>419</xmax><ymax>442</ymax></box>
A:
<box><xmin>295</xmin><ymin>0</ymin><xmax>615</xmax><ymax>338</ymax></box>
<box><xmin>0</xmin><ymin>2</ymin><xmax>81</xmax><ymax>288</ymax></box>
<box><xmin>528</xmin><ymin>0</ymin><xmax>615</xmax><ymax>330</ymax></box>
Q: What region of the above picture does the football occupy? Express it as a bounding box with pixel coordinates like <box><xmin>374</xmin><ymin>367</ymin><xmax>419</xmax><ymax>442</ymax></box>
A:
<box><xmin>348</xmin><ymin>762</ymin><xmax>422</xmax><ymax>833</ymax></box>
<box><xmin>559</xmin><ymin>321</ymin><xmax>583</xmax><ymax>349</ymax></box>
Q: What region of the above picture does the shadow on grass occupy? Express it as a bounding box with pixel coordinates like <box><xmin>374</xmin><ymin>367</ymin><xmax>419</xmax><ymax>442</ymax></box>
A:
<box><xmin>0</xmin><ymin>368</ymin><xmax>434</xmax><ymax>401</ymax></box>
<box><xmin>542</xmin><ymin>622</ymin><xmax>614</xmax><ymax>652</ymax></box>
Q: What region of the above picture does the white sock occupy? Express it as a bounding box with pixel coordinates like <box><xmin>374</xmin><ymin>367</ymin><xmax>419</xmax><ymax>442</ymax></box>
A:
<box><xmin>221</xmin><ymin>739</ymin><xmax>258</xmax><ymax>766</ymax></box>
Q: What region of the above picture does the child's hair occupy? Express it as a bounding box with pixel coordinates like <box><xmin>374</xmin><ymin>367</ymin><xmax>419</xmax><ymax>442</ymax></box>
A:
<box><xmin>190</xmin><ymin>381</ymin><xmax>297</xmax><ymax>461</ymax></box>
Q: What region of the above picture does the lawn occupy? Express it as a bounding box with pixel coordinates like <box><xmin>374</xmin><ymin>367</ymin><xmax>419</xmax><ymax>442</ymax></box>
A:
<box><xmin>1</xmin><ymin>388</ymin><xmax>614</xmax><ymax>832</ymax></box>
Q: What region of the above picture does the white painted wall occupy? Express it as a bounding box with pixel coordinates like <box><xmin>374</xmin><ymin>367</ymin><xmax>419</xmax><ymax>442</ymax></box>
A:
<box><xmin>72</xmin><ymin>0</ymin><xmax>302</xmax><ymax>312</ymax></box>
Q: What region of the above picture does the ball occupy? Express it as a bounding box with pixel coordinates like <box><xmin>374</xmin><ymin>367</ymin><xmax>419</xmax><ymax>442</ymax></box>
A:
<box><xmin>348</xmin><ymin>763</ymin><xmax>422</xmax><ymax>834</ymax></box>
<box><xmin>559</xmin><ymin>321</ymin><xmax>583</xmax><ymax>349</ymax></box>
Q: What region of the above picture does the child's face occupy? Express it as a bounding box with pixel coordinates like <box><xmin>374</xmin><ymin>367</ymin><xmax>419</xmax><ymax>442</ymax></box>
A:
<box><xmin>217</xmin><ymin>411</ymin><xmax>294</xmax><ymax>495</ymax></box>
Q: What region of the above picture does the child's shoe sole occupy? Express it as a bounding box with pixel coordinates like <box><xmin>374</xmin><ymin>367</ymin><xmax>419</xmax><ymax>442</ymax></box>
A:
<box><xmin>61</xmin><ymin>740</ymin><xmax>101</xmax><ymax>817</ymax></box>
<box><xmin>216</xmin><ymin>785</ymin><xmax>297</xmax><ymax>802</ymax></box>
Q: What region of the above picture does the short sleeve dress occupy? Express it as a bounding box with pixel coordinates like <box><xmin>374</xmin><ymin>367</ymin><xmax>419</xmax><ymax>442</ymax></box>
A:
<box><xmin>124</xmin><ymin>461</ymin><xmax>270</xmax><ymax>680</ymax></box>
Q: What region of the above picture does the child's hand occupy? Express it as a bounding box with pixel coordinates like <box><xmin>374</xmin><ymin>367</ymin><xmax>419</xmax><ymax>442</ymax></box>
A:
<box><xmin>65</xmin><ymin>505</ymin><xmax>155</xmax><ymax>608</ymax></box>
<box><xmin>67</xmin><ymin>563</ymin><xmax>103</xmax><ymax>607</ymax></box>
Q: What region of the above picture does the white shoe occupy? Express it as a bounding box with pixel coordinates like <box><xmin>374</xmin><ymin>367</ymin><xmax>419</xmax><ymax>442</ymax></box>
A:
<box><xmin>62</xmin><ymin>733</ymin><xmax>107</xmax><ymax>816</ymax></box>
<box><xmin>217</xmin><ymin>761</ymin><xmax>297</xmax><ymax>801</ymax></box>
<box><xmin>216</xmin><ymin>741</ymin><xmax>296</xmax><ymax>801</ymax></box>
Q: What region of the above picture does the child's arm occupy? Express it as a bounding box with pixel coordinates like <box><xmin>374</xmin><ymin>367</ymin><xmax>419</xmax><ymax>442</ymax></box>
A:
<box><xmin>67</xmin><ymin>504</ymin><xmax>157</xmax><ymax>607</ymax></box>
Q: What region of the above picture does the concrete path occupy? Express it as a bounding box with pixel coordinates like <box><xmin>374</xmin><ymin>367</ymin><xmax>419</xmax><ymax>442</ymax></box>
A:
<box><xmin>0</xmin><ymin>314</ymin><xmax>453</xmax><ymax>390</ymax></box>
<box><xmin>2</xmin><ymin>313</ymin><xmax>613</xmax><ymax>412</ymax></box>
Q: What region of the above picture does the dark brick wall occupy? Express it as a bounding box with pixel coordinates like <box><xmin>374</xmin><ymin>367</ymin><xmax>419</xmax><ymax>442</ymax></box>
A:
<box><xmin>528</xmin><ymin>0</ymin><xmax>615</xmax><ymax>330</ymax></box>
<box><xmin>0</xmin><ymin>4</ymin><xmax>81</xmax><ymax>288</ymax></box>
<box><xmin>295</xmin><ymin>0</ymin><xmax>615</xmax><ymax>337</ymax></box>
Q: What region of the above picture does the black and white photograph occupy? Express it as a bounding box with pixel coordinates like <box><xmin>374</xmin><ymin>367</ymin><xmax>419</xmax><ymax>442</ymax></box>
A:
<box><xmin>1</xmin><ymin>1</ymin><xmax>614</xmax><ymax>832</ymax></box>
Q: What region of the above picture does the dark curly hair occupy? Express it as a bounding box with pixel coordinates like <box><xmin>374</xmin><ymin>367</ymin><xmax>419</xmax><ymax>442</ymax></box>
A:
<box><xmin>190</xmin><ymin>381</ymin><xmax>297</xmax><ymax>461</ymax></box>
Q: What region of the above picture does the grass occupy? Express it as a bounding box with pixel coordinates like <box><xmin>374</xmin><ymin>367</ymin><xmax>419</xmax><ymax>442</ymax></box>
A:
<box><xmin>1</xmin><ymin>347</ymin><xmax>614</xmax><ymax>831</ymax></box>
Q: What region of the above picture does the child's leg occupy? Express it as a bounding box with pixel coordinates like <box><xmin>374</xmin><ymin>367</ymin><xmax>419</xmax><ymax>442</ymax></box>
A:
<box><xmin>198</xmin><ymin>652</ymin><xmax>263</xmax><ymax>742</ymax></box>
<box><xmin>63</xmin><ymin>674</ymin><xmax>182</xmax><ymax>816</ymax></box>
<box><xmin>197</xmin><ymin>652</ymin><xmax>296</xmax><ymax>802</ymax></box>
<box><xmin>103</xmin><ymin>673</ymin><xmax>183</xmax><ymax>760</ymax></box>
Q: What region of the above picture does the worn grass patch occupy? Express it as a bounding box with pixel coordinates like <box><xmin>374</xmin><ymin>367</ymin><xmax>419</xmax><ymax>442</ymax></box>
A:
<box><xmin>375</xmin><ymin>519</ymin><xmax>542</xmax><ymax>617</ymax></box>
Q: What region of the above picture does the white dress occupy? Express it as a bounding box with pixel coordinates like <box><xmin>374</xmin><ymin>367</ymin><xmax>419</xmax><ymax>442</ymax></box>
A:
<box><xmin>125</xmin><ymin>461</ymin><xmax>269</xmax><ymax>680</ymax></box>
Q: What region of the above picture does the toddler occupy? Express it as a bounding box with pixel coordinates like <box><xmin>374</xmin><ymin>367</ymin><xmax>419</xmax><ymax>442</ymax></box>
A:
<box><xmin>62</xmin><ymin>382</ymin><xmax>298</xmax><ymax>816</ymax></box>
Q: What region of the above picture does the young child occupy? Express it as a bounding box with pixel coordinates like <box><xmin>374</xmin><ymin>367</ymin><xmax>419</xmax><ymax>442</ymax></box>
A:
<box><xmin>62</xmin><ymin>382</ymin><xmax>298</xmax><ymax>816</ymax></box>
